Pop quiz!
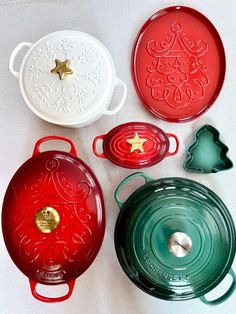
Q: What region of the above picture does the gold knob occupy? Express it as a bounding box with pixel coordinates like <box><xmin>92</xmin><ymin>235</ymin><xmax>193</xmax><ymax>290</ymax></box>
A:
<box><xmin>35</xmin><ymin>207</ymin><xmax>60</xmax><ymax>233</ymax></box>
<box><xmin>51</xmin><ymin>59</ymin><xmax>73</xmax><ymax>80</ymax></box>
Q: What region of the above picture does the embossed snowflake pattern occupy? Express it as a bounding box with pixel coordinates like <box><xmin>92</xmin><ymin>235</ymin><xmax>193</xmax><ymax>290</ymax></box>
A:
<box><xmin>72</xmin><ymin>81</ymin><xmax>89</xmax><ymax>104</ymax></box>
<box><xmin>54</xmin><ymin>86</ymin><xmax>71</xmax><ymax>112</ymax></box>
<box><xmin>33</xmin><ymin>42</ymin><xmax>55</xmax><ymax>60</ymax></box>
<box><xmin>29</xmin><ymin>64</ymin><xmax>45</xmax><ymax>80</ymax></box>
<box><xmin>30</xmin><ymin>84</ymin><xmax>53</xmax><ymax>107</ymax></box>
<box><xmin>86</xmin><ymin>68</ymin><xmax>102</xmax><ymax>86</ymax></box>
<box><xmin>78</xmin><ymin>67</ymin><xmax>102</xmax><ymax>87</ymax></box>
<box><xmin>58</xmin><ymin>39</ymin><xmax>76</xmax><ymax>57</ymax></box>
<box><xmin>26</xmin><ymin>36</ymin><xmax>107</xmax><ymax>116</ymax></box>
<box><xmin>78</xmin><ymin>45</ymin><xmax>99</xmax><ymax>63</ymax></box>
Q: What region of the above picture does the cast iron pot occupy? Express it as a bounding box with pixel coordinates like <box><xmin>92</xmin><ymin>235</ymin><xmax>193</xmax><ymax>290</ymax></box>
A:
<box><xmin>114</xmin><ymin>172</ymin><xmax>235</xmax><ymax>305</ymax></box>
<box><xmin>2</xmin><ymin>136</ymin><xmax>105</xmax><ymax>302</ymax></box>
<box><xmin>93</xmin><ymin>122</ymin><xmax>179</xmax><ymax>168</ymax></box>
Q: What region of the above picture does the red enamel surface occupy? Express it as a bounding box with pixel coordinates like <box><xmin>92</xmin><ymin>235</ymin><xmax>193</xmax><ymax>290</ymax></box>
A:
<box><xmin>131</xmin><ymin>6</ymin><xmax>226</xmax><ymax>122</ymax></box>
<box><xmin>93</xmin><ymin>122</ymin><xmax>179</xmax><ymax>168</ymax></box>
<box><xmin>2</xmin><ymin>137</ymin><xmax>105</xmax><ymax>291</ymax></box>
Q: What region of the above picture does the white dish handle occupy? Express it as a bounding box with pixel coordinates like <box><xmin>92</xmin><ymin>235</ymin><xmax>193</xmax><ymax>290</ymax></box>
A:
<box><xmin>9</xmin><ymin>42</ymin><xmax>33</xmax><ymax>79</ymax></box>
<box><xmin>103</xmin><ymin>77</ymin><xmax>127</xmax><ymax>115</ymax></box>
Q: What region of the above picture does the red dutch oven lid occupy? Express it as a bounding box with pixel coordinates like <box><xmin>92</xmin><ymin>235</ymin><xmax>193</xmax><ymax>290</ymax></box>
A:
<box><xmin>93</xmin><ymin>122</ymin><xmax>179</xmax><ymax>168</ymax></box>
<box><xmin>2</xmin><ymin>136</ymin><xmax>105</xmax><ymax>302</ymax></box>
<box><xmin>131</xmin><ymin>6</ymin><xmax>226</xmax><ymax>122</ymax></box>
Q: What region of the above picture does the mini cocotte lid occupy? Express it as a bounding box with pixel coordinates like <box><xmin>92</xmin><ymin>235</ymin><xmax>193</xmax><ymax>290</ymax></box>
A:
<box><xmin>15</xmin><ymin>31</ymin><xmax>116</xmax><ymax>126</ymax></box>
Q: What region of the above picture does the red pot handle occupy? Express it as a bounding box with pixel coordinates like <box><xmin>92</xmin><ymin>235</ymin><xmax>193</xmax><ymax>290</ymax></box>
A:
<box><xmin>29</xmin><ymin>279</ymin><xmax>75</xmax><ymax>303</ymax></box>
<box><xmin>166</xmin><ymin>133</ymin><xmax>180</xmax><ymax>157</ymax></box>
<box><xmin>32</xmin><ymin>136</ymin><xmax>77</xmax><ymax>157</ymax></box>
<box><xmin>92</xmin><ymin>135</ymin><xmax>106</xmax><ymax>158</ymax></box>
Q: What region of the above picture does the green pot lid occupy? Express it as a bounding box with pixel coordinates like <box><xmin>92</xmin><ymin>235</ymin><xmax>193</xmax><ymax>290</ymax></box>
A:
<box><xmin>115</xmin><ymin>175</ymin><xmax>235</xmax><ymax>301</ymax></box>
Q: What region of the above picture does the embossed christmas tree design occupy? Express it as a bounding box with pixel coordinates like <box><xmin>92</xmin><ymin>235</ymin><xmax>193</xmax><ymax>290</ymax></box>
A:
<box><xmin>184</xmin><ymin>125</ymin><xmax>233</xmax><ymax>173</ymax></box>
<box><xmin>146</xmin><ymin>22</ymin><xmax>209</xmax><ymax>109</ymax></box>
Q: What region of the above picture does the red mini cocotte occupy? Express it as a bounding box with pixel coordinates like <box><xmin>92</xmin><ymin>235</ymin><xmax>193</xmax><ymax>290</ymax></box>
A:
<box><xmin>93</xmin><ymin>122</ymin><xmax>179</xmax><ymax>169</ymax></box>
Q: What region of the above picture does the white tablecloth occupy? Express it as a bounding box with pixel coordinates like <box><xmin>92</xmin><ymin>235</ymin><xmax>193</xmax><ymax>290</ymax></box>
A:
<box><xmin>0</xmin><ymin>0</ymin><xmax>235</xmax><ymax>313</ymax></box>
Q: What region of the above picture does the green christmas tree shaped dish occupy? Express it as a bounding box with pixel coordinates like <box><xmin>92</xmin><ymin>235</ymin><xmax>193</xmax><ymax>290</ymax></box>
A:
<box><xmin>184</xmin><ymin>124</ymin><xmax>233</xmax><ymax>173</ymax></box>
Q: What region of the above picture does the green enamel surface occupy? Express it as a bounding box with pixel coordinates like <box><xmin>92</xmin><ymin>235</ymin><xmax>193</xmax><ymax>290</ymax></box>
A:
<box><xmin>115</xmin><ymin>175</ymin><xmax>235</xmax><ymax>301</ymax></box>
<box><xmin>184</xmin><ymin>124</ymin><xmax>233</xmax><ymax>173</ymax></box>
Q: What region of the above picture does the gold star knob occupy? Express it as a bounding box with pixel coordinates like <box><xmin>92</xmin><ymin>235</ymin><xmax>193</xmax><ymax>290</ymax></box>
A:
<box><xmin>126</xmin><ymin>132</ymin><xmax>147</xmax><ymax>153</ymax></box>
<box><xmin>51</xmin><ymin>59</ymin><xmax>73</xmax><ymax>80</ymax></box>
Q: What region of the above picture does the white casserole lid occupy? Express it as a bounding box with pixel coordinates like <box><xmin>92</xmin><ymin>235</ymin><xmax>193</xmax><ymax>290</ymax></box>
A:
<box><xmin>9</xmin><ymin>30</ymin><xmax>127</xmax><ymax>126</ymax></box>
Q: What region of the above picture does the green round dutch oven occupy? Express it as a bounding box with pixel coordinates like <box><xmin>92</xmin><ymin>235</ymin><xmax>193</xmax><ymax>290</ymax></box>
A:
<box><xmin>114</xmin><ymin>173</ymin><xmax>236</xmax><ymax>305</ymax></box>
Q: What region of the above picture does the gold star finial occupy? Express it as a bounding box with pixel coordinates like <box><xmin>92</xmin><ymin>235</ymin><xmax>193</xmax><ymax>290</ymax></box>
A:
<box><xmin>51</xmin><ymin>59</ymin><xmax>73</xmax><ymax>80</ymax></box>
<box><xmin>126</xmin><ymin>132</ymin><xmax>147</xmax><ymax>153</ymax></box>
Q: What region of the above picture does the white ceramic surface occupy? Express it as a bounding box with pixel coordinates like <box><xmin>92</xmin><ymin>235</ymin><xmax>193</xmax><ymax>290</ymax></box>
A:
<box><xmin>9</xmin><ymin>30</ymin><xmax>127</xmax><ymax>127</ymax></box>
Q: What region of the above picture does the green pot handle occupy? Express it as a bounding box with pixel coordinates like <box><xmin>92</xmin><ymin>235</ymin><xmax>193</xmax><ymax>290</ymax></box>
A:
<box><xmin>199</xmin><ymin>268</ymin><xmax>236</xmax><ymax>306</ymax></box>
<box><xmin>114</xmin><ymin>172</ymin><xmax>153</xmax><ymax>209</ymax></box>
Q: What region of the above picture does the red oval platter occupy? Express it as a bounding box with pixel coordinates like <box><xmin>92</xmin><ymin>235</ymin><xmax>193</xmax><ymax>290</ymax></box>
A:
<box><xmin>131</xmin><ymin>6</ymin><xmax>226</xmax><ymax>122</ymax></box>
<box><xmin>93</xmin><ymin>122</ymin><xmax>179</xmax><ymax>169</ymax></box>
<box><xmin>2</xmin><ymin>136</ymin><xmax>105</xmax><ymax>302</ymax></box>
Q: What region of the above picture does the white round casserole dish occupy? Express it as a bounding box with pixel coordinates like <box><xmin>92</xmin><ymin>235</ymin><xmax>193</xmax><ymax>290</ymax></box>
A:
<box><xmin>9</xmin><ymin>30</ymin><xmax>127</xmax><ymax>127</ymax></box>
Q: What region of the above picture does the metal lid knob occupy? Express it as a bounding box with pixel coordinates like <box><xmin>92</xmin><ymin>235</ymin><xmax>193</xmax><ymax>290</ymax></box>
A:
<box><xmin>168</xmin><ymin>232</ymin><xmax>192</xmax><ymax>257</ymax></box>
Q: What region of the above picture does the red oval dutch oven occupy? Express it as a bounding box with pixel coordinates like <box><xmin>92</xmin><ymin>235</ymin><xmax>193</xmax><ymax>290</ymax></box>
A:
<box><xmin>93</xmin><ymin>122</ymin><xmax>179</xmax><ymax>168</ymax></box>
<box><xmin>2</xmin><ymin>136</ymin><xmax>105</xmax><ymax>302</ymax></box>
